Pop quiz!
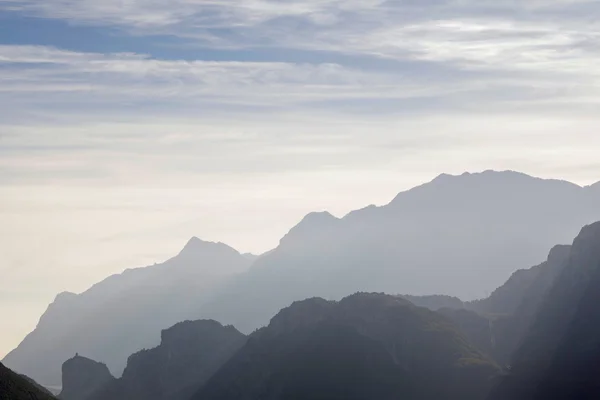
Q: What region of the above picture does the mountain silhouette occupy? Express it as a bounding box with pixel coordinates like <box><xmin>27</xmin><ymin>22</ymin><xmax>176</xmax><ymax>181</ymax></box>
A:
<box><xmin>438</xmin><ymin>244</ymin><xmax>571</xmax><ymax>366</ymax></box>
<box><xmin>193</xmin><ymin>293</ymin><xmax>499</xmax><ymax>400</ymax></box>
<box><xmin>488</xmin><ymin>221</ymin><xmax>600</xmax><ymax>399</ymax></box>
<box><xmin>2</xmin><ymin>238</ymin><xmax>251</xmax><ymax>387</ymax></box>
<box><xmin>197</xmin><ymin>171</ymin><xmax>600</xmax><ymax>334</ymax></box>
<box><xmin>64</xmin><ymin>320</ymin><xmax>246</xmax><ymax>400</ymax></box>
<box><xmin>4</xmin><ymin>171</ymin><xmax>600</xmax><ymax>388</ymax></box>
<box><xmin>59</xmin><ymin>355</ymin><xmax>114</xmax><ymax>400</ymax></box>
<box><xmin>0</xmin><ymin>362</ymin><xmax>56</xmax><ymax>400</ymax></box>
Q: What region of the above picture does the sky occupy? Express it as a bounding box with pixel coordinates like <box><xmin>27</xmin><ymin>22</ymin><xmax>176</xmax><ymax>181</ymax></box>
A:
<box><xmin>1</xmin><ymin>0</ymin><xmax>600</xmax><ymax>359</ymax></box>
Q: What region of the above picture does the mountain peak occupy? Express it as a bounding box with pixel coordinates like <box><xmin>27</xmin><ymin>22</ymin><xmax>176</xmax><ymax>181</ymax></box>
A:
<box><xmin>301</xmin><ymin>211</ymin><xmax>337</xmax><ymax>222</ymax></box>
<box><xmin>53</xmin><ymin>291</ymin><xmax>77</xmax><ymax>303</ymax></box>
<box><xmin>180</xmin><ymin>236</ymin><xmax>211</xmax><ymax>252</ymax></box>
<box><xmin>177</xmin><ymin>237</ymin><xmax>240</xmax><ymax>259</ymax></box>
<box><xmin>278</xmin><ymin>211</ymin><xmax>339</xmax><ymax>247</ymax></box>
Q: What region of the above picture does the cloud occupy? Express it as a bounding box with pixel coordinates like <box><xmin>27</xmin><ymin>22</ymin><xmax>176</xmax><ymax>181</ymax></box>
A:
<box><xmin>3</xmin><ymin>0</ymin><xmax>598</xmax><ymax>90</ymax></box>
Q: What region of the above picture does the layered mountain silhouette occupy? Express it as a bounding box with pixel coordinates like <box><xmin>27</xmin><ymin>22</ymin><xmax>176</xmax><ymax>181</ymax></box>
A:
<box><xmin>86</xmin><ymin>320</ymin><xmax>246</xmax><ymax>400</ymax></box>
<box><xmin>4</xmin><ymin>170</ymin><xmax>600</xmax><ymax>388</ymax></box>
<box><xmin>0</xmin><ymin>362</ymin><xmax>56</xmax><ymax>400</ymax></box>
<box><xmin>198</xmin><ymin>171</ymin><xmax>600</xmax><ymax>334</ymax></box>
<box><xmin>466</xmin><ymin>244</ymin><xmax>571</xmax><ymax>315</ymax></box>
<box><xmin>488</xmin><ymin>221</ymin><xmax>600</xmax><ymax>400</ymax></box>
<box><xmin>193</xmin><ymin>293</ymin><xmax>499</xmax><ymax>400</ymax></box>
<box><xmin>439</xmin><ymin>244</ymin><xmax>571</xmax><ymax>366</ymax></box>
<box><xmin>3</xmin><ymin>238</ymin><xmax>251</xmax><ymax>386</ymax></box>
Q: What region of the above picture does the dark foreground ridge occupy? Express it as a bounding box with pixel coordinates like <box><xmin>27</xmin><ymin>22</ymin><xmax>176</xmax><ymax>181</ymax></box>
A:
<box><xmin>194</xmin><ymin>293</ymin><xmax>499</xmax><ymax>400</ymax></box>
<box><xmin>489</xmin><ymin>221</ymin><xmax>600</xmax><ymax>400</ymax></box>
<box><xmin>86</xmin><ymin>320</ymin><xmax>246</xmax><ymax>400</ymax></box>
<box><xmin>0</xmin><ymin>361</ymin><xmax>56</xmax><ymax>400</ymax></box>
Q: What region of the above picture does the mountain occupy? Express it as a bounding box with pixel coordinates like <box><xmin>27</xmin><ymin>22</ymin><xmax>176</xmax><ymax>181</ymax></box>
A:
<box><xmin>438</xmin><ymin>244</ymin><xmax>571</xmax><ymax>366</ymax></box>
<box><xmin>193</xmin><ymin>293</ymin><xmax>499</xmax><ymax>400</ymax></box>
<box><xmin>466</xmin><ymin>245</ymin><xmax>571</xmax><ymax>315</ymax></box>
<box><xmin>59</xmin><ymin>356</ymin><xmax>114</xmax><ymax>400</ymax></box>
<box><xmin>6</xmin><ymin>171</ymin><xmax>600</xmax><ymax>388</ymax></box>
<box><xmin>403</xmin><ymin>295</ymin><xmax>465</xmax><ymax>311</ymax></box>
<box><xmin>488</xmin><ymin>221</ymin><xmax>600</xmax><ymax>400</ymax></box>
<box><xmin>0</xmin><ymin>362</ymin><xmax>56</xmax><ymax>400</ymax></box>
<box><xmin>198</xmin><ymin>171</ymin><xmax>600</xmax><ymax>334</ymax></box>
<box><xmin>2</xmin><ymin>238</ymin><xmax>252</xmax><ymax>387</ymax></box>
<box><xmin>87</xmin><ymin>320</ymin><xmax>246</xmax><ymax>400</ymax></box>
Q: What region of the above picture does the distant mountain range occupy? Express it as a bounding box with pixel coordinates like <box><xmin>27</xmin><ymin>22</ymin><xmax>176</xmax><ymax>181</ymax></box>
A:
<box><xmin>3</xmin><ymin>238</ymin><xmax>251</xmax><ymax>386</ymax></box>
<box><xmin>197</xmin><ymin>170</ymin><xmax>600</xmax><ymax>335</ymax></box>
<box><xmin>57</xmin><ymin>220</ymin><xmax>600</xmax><ymax>400</ymax></box>
<box><xmin>7</xmin><ymin>218</ymin><xmax>600</xmax><ymax>400</ymax></box>
<box><xmin>4</xmin><ymin>170</ymin><xmax>600</xmax><ymax>388</ymax></box>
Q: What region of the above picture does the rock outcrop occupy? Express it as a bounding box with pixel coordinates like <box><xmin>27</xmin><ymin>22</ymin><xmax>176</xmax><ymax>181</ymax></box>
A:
<box><xmin>59</xmin><ymin>355</ymin><xmax>114</xmax><ymax>400</ymax></box>
<box><xmin>89</xmin><ymin>320</ymin><xmax>246</xmax><ymax>400</ymax></box>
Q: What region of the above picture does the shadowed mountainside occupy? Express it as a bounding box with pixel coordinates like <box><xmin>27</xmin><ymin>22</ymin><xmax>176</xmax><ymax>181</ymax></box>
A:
<box><xmin>193</xmin><ymin>293</ymin><xmax>499</xmax><ymax>400</ymax></box>
<box><xmin>439</xmin><ymin>244</ymin><xmax>571</xmax><ymax>366</ymax></box>
<box><xmin>87</xmin><ymin>320</ymin><xmax>246</xmax><ymax>400</ymax></box>
<box><xmin>488</xmin><ymin>221</ymin><xmax>600</xmax><ymax>400</ymax></box>
<box><xmin>0</xmin><ymin>362</ymin><xmax>56</xmax><ymax>400</ymax></box>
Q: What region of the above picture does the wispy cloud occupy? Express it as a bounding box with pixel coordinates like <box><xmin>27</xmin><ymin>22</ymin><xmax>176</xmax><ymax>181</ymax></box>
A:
<box><xmin>3</xmin><ymin>1</ymin><xmax>598</xmax><ymax>85</ymax></box>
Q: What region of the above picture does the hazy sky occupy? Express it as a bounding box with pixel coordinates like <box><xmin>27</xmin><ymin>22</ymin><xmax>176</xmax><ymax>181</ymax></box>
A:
<box><xmin>1</xmin><ymin>0</ymin><xmax>600</xmax><ymax>359</ymax></box>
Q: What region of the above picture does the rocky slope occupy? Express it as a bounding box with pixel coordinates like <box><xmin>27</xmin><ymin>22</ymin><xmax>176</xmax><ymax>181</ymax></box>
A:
<box><xmin>194</xmin><ymin>293</ymin><xmax>499</xmax><ymax>400</ymax></box>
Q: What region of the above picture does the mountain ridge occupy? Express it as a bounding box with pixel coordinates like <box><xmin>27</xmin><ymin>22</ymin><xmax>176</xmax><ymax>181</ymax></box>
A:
<box><xmin>487</xmin><ymin>221</ymin><xmax>600</xmax><ymax>399</ymax></box>
<box><xmin>2</xmin><ymin>239</ymin><xmax>252</xmax><ymax>386</ymax></box>
<box><xmin>5</xmin><ymin>170</ymin><xmax>600</xmax><ymax>388</ymax></box>
<box><xmin>197</xmin><ymin>170</ymin><xmax>600</xmax><ymax>335</ymax></box>
<box><xmin>193</xmin><ymin>292</ymin><xmax>499</xmax><ymax>400</ymax></box>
